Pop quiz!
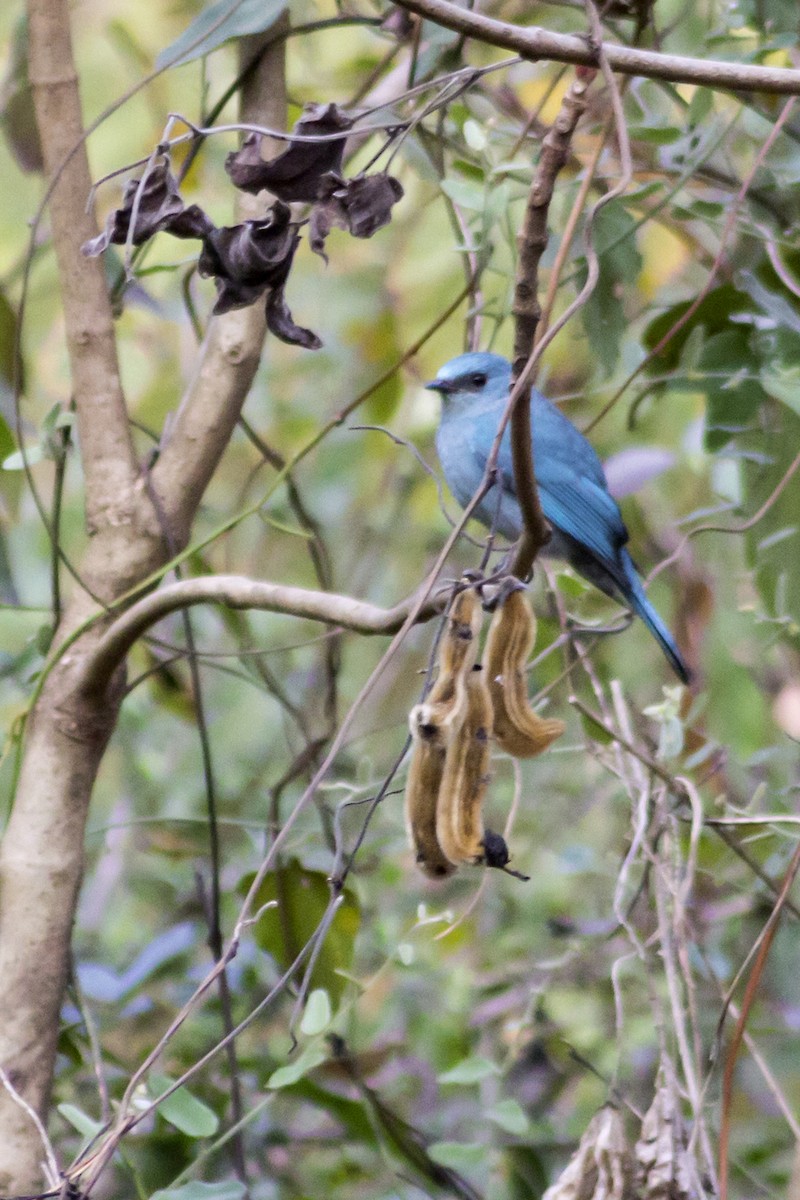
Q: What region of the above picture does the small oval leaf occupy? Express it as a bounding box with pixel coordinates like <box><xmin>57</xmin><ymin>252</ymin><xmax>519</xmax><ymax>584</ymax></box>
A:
<box><xmin>439</xmin><ymin>1056</ymin><xmax>500</xmax><ymax>1085</ymax></box>
<box><xmin>300</xmin><ymin>988</ymin><xmax>331</xmax><ymax>1036</ymax></box>
<box><xmin>149</xmin><ymin>1073</ymin><xmax>219</xmax><ymax>1138</ymax></box>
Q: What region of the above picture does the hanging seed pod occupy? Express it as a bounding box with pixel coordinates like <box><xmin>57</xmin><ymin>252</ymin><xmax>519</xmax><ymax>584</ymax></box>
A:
<box><xmin>484</xmin><ymin>582</ymin><xmax>565</xmax><ymax>758</ymax></box>
<box><xmin>404</xmin><ymin>709</ymin><xmax>456</xmax><ymax>879</ymax></box>
<box><xmin>435</xmin><ymin>665</ymin><xmax>498</xmax><ymax>866</ymax></box>
<box><xmin>542</xmin><ymin>1105</ymin><xmax>634</xmax><ymax>1200</ymax></box>
<box><xmin>404</xmin><ymin>584</ymin><xmax>484</xmax><ymax>877</ymax></box>
<box><xmin>411</xmin><ymin>585</ymin><xmax>483</xmax><ymax>736</ymax></box>
<box><xmin>436</xmin><ymin>585</ymin><xmax>484</xmax><ymax>684</ymax></box>
<box><xmin>634</xmin><ymin>1080</ymin><xmax>694</xmax><ymax>1200</ymax></box>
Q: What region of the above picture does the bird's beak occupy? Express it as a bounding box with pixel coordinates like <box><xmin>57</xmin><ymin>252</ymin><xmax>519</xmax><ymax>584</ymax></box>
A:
<box><xmin>424</xmin><ymin>379</ymin><xmax>454</xmax><ymax>394</ymax></box>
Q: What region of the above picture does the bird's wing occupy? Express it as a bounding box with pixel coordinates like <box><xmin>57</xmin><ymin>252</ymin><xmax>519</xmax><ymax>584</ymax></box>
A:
<box><xmin>465</xmin><ymin>404</ymin><xmax>628</xmax><ymax>567</ymax></box>
<box><xmin>536</xmin><ymin>467</ymin><xmax>629</xmax><ymax>567</ymax></box>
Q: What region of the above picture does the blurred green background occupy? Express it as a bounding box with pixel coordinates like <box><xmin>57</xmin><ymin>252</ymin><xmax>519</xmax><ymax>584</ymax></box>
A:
<box><xmin>2</xmin><ymin>0</ymin><xmax>800</xmax><ymax>1194</ymax></box>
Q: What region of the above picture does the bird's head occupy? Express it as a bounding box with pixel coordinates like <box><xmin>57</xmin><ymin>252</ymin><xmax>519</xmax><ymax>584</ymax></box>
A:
<box><xmin>425</xmin><ymin>352</ymin><xmax>510</xmax><ymax>409</ymax></box>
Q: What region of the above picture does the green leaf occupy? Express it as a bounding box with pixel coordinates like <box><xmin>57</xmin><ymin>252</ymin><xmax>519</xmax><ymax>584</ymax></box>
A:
<box><xmin>151</xmin><ymin>1184</ymin><xmax>247</xmax><ymax>1200</ymax></box>
<box><xmin>0</xmin><ymin>290</ymin><xmax>20</xmax><ymax>390</ymax></box>
<box><xmin>428</xmin><ymin>1141</ymin><xmax>486</xmax><ymax>1170</ymax></box>
<box><xmin>439</xmin><ymin>1056</ymin><xmax>499</xmax><ymax>1085</ymax></box>
<box><xmin>148</xmin><ymin>1073</ymin><xmax>219</xmax><ymax>1138</ymax></box>
<box><xmin>579</xmin><ymin>201</ymin><xmax>642</xmax><ymax>377</ymax></box>
<box><xmin>627</xmin><ymin>125</ymin><xmax>681</xmax><ymax>145</ymax></box>
<box><xmin>504</xmin><ymin>1145</ymin><xmax>549</xmax><ymax>1198</ymax></box>
<box><xmin>3</xmin><ymin>445</ymin><xmax>43</xmax><ymax>470</ymax></box>
<box><xmin>0</xmin><ymin>414</ymin><xmax>15</xmax><ymax>466</ymax></box>
<box><xmin>687</xmin><ymin>199</ymin><xmax>725</xmax><ymax>220</ymax></box>
<box><xmin>0</xmin><ymin>17</ymin><xmax>43</xmax><ymax>173</ymax></box>
<box><xmin>643</xmin><ymin>283</ymin><xmax>753</xmax><ymax>373</ymax></box>
<box><xmin>554</xmin><ymin>571</ymin><xmax>590</xmax><ymax>598</ymax></box>
<box><xmin>156</xmin><ymin>0</ymin><xmax>285</xmax><ymax>69</ymax></box>
<box><xmin>487</xmin><ymin>1099</ymin><xmax>530</xmax><ymax>1137</ymax></box>
<box><xmin>731</xmin><ymin>0</ymin><xmax>798</xmax><ymax>35</ymax></box>
<box><xmin>440</xmin><ymin>177</ymin><xmax>485</xmax><ymax>211</ymax></box>
<box><xmin>742</xmin><ymin>402</ymin><xmax>800</xmax><ymax>624</ymax></box>
<box><xmin>240</xmin><ymin>858</ymin><xmax>360</xmax><ymax>1003</ymax></box>
<box><xmin>268</xmin><ymin>1039</ymin><xmax>329</xmax><ymax>1089</ymax></box>
<box><xmin>759</xmin><ymin>330</ymin><xmax>800</xmax><ymax>417</ymax></box>
<box><xmin>300</xmin><ymin>987</ymin><xmax>331</xmax><ymax>1036</ymax></box>
<box><xmin>698</xmin><ymin>329</ymin><xmax>767</xmax><ymax>450</ymax></box>
<box><xmin>57</xmin><ymin>1102</ymin><xmax>103</xmax><ymax>1139</ymax></box>
<box><xmin>579</xmin><ymin>708</ymin><xmax>614</xmax><ymax>745</ymax></box>
<box><xmin>686</xmin><ymin>87</ymin><xmax>714</xmax><ymax>127</ymax></box>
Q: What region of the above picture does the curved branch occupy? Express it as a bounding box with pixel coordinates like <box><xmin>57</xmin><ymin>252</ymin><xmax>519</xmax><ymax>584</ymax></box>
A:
<box><xmin>391</xmin><ymin>0</ymin><xmax>800</xmax><ymax>95</ymax></box>
<box><xmin>79</xmin><ymin>576</ymin><xmax>443</xmax><ymax>697</ymax></box>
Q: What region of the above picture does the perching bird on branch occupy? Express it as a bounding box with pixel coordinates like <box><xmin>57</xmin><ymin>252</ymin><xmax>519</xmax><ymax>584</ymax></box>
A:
<box><xmin>426</xmin><ymin>351</ymin><xmax>690</xmax><ymax>684</ymax></box>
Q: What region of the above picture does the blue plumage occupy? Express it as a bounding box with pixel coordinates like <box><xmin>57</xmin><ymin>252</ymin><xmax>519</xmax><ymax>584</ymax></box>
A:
<box><xmin>426</xmin><ymin>351</ymin><xmax>690</xmax><ymax>683</ymax></box>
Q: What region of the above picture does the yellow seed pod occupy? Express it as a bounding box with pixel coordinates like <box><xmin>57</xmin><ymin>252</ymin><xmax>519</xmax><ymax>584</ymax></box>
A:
<box><xmin>403</xmin><ymin>584</ymin><xmax>484</xmax><ymax>878</ymax></box>
<box><xmin>404</xmin><ymin>708</ymin><xmax>456</xmax><ymax>879</ymax></box>
<box><xmin>435</xmin><ymin>666</ymin><xmax>495</xmax><ymax>865</ymax></box>
<box><xmin>484</xmin><ymin>584</ymin><xmax>565</xmax><ymax>758</ymax></box>
<box><xmin>439</xmin><ymin>585</ymin><xmax>483</xmax><ymax>679</ymax></box>
<box><xmin>413</xmin><ymin>584</ymin><xmax>483</xmax><ymax>740</ymax></box>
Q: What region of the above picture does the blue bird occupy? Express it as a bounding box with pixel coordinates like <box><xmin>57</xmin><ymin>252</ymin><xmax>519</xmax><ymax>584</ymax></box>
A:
<box><xmin>426</xmin><ymin>351</ymin><xmax>690</xmax><ymax>684</ymax></box>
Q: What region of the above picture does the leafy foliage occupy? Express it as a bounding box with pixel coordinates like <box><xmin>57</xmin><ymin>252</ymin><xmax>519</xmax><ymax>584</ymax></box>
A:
<box><xmin>2</xmin><ymin>0</ymin><xmax>800</xmax><ymax>1197</ymax></box>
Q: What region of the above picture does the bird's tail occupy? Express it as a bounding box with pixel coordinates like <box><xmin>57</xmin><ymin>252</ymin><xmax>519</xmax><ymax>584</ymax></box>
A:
<box><xmin>620</xmin><ymin>551</ymin><xmax>691</xmax><ymax>685</ymax></box>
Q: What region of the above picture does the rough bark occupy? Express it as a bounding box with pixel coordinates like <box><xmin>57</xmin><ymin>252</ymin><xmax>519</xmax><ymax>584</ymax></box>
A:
<box><xmin>508</xmin><ymin>74</ymin><xmax>590</xmax><ymax>579</ymax></box>
<box><xmin>0</xmin><ymin>7</ymin><xmax>287</xmax><ymax>1191</ymax></box>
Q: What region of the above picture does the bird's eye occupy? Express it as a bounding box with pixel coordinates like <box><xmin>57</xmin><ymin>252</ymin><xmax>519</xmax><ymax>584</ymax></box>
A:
<box><xmin>470</xmin><ymin>372</ymin><xmax>487</xmax><ymax>388</ymax></box>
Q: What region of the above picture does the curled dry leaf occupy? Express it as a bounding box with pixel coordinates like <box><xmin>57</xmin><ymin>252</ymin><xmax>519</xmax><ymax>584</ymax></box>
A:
<box><xmin>198</xmin><ymin>201</ymin><xmax>296</xmax><ymax>311</ymax></box>
<box><xmin>310</xmin><ymin>172</ymin><xmax>405</xmax><ymax>259</ymax></box>
<box><xmin>82</xmin><ymin>156</ymin><xmax>213</xmax><ymax>257</ymax></box>
<box><xmin>197</xmin><ymin>202</ymin><xmax>321</xmax><ymax>346</ymax></box>
<box><xmin>265</xmin><ymin>285</ymin><xmax>323</xmax><ymax>350</ymax></box>
<box><xmin>225</xmin><ymin>102</ymin><xmax>353</xmax><ymax>202</ymax></box>
<box><xmin>542</xmin><ymin>1106</ymin><xmax>635</xmax><ymax>1200</ymax></box>
<box><xmin>484</xmin><ymin>581</ymin><xmax>565</xmax><ymax>758</ymax></box>
<box><xmin>82</xmin><ymin>108</ymin><xmax>400</xmax><ymax>350</ymax></box>
<box><xmin>634</xmin><ymin>1083</ymin><xmax>695</xmax><ymax>1200</ymax></box>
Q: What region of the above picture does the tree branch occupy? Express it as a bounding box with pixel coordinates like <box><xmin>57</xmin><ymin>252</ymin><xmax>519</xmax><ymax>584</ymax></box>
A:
<box><xmin>27</xmin><ymin>0</ymin><xmax>138</xmax><ymax>534</ymax></box>
<box><xmin>509</xmin><ymin>72</ymin><xmax>591</xmax><ymax>578</ymax></box>
<box><xmin>79</xmin><ymin>575</ymin><xmax>443</xmax><ymax>698</ymax></box>
<box><xmin>391</xmin><ymin>0</ymin><xmax>800</xmax><ymax>95</ymax></box>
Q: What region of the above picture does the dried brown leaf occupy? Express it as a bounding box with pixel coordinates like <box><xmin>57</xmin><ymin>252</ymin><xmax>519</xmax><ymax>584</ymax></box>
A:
<box><xmin>635</xmin><ymin>1084</ymin><xmax>696</xmax><ymax>1200</ymax></box>
<box><xmin>265</xmin><ymin>284</ymin><xmax>323</xmax><ymax>350</ymax></box>
<box><xmin>225</xmin><ymin>102</ymin><xmax>353</xmax><ymax>202</ymax></box>
<box><xmin>542</xmin><ymin>1107</ymin><xmax>634</xmax><ymax>1200</ymax></box>
<box><xmin>82</xmin><ymin>157</ymin><xmax>213</xmax><ymax>257</ymax></box>
<box><xmin>310</xmin><ymin>171</ymin><xmax>404</xmax><ymax>259</ymax></box>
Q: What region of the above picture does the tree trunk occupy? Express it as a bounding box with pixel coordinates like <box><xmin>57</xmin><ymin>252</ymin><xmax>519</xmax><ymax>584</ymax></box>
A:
<box><xmin>0</xmin><ymin>2</ymin><xmax>286</xmax><ymax>1188</ymax></box>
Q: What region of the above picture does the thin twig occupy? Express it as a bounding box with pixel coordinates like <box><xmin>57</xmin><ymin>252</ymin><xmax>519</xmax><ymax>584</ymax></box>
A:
<box><xmin>0</xmin><ymin>1068</ymin><xmax>60</xmax><ymax>1189</ymax></box>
